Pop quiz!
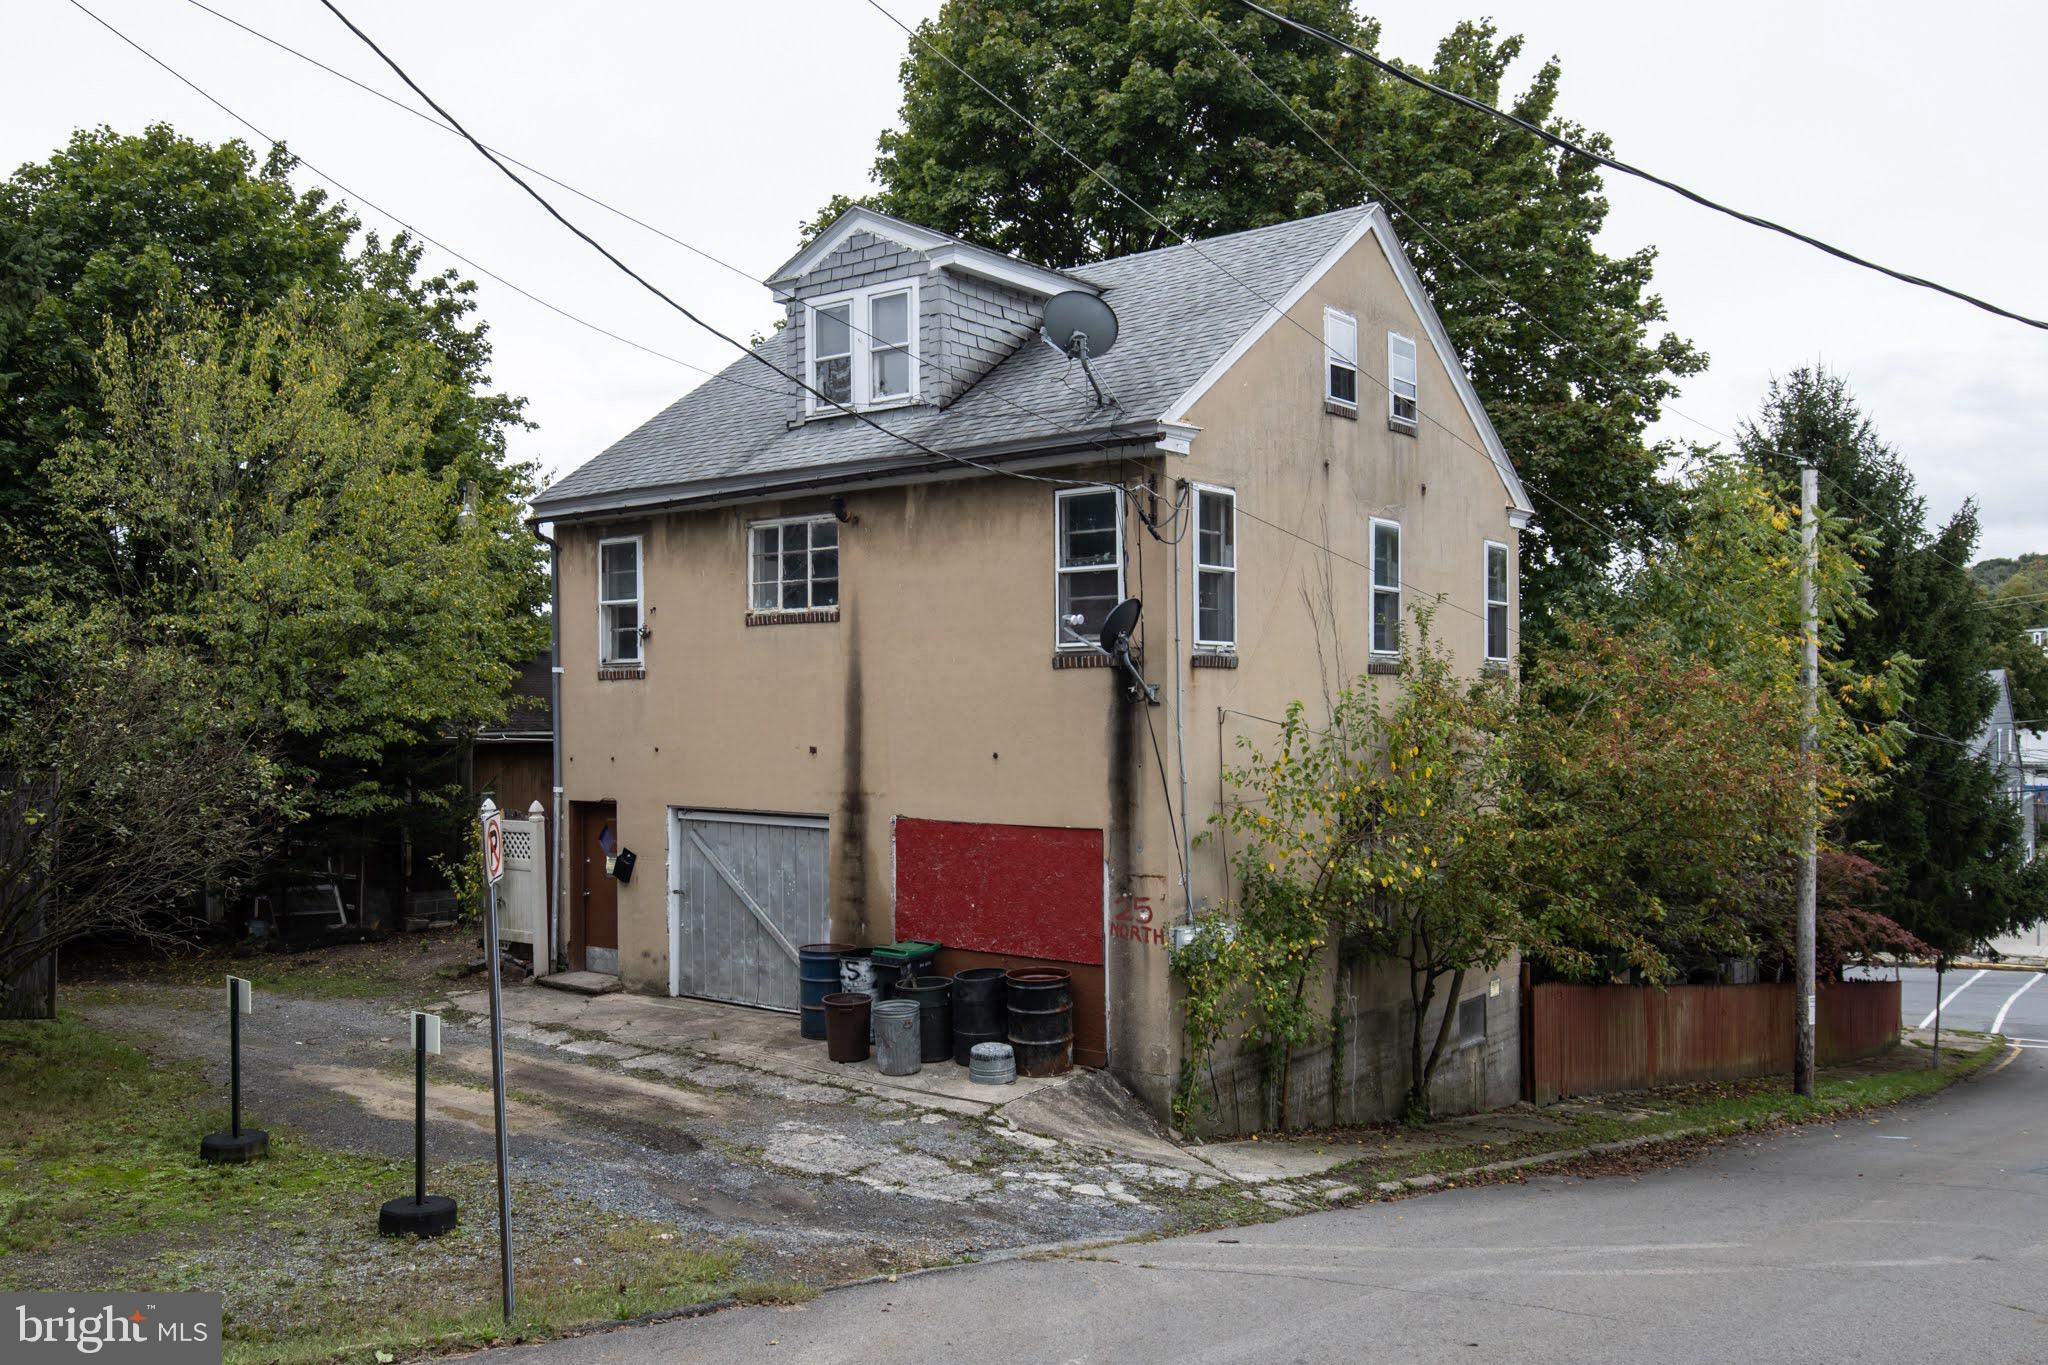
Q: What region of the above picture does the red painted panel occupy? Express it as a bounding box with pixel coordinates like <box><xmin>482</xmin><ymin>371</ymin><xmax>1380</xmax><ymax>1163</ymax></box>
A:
<box><xmin>893</xmin><ymin>818</ymin><xmax>1104</xmax><ymax>965</ymax></box>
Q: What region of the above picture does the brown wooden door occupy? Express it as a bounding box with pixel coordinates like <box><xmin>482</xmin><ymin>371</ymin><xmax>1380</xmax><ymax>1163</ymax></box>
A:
<box><xmin>571</xmin><ymin>801</ymin><xmax>619</xmax><ymax>974</ymax></box>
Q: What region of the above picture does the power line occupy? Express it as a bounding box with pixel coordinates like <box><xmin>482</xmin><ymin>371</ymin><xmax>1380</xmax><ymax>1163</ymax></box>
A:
<box><xmin>312</xmin><ymin>0</ymin><xmax>1138</xmax><ymax>496</ymax></box>
<box><xmin>1172</xmin><ymin>0</ymin><xmax>1737</xmax><ymax>450</ymax></box>
<box><xmin>65</xmin><ymin>0</ymin><xmax>791</xmax><ymax>402</ymax></box>
<box><xmin>181</xmin><ymin>0</ymin><xmax>1130</xmax><ymax>454</ymax></box>
<box><xmin>1227</xmin><ymin>0</ymin><xmax>2048</xmax><ymax>333</ymax></box>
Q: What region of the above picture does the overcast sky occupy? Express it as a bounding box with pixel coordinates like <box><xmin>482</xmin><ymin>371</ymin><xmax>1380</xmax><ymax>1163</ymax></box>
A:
<box><xmin>11</xmin><ymin>1</ymin><xmax>2046</xmax><ymax>559</ymax></box>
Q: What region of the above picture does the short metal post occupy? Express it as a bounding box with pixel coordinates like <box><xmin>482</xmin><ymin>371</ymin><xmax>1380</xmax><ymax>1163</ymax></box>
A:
<box><xmin>230</xmin><ymin>991</ymin><xmax>242</xmax><ymax>1139</ymax></box>
<box><xmin>414</xmin><ymin>1015</ymin><xmax>427</xmax><ymax>1206</ymax></box>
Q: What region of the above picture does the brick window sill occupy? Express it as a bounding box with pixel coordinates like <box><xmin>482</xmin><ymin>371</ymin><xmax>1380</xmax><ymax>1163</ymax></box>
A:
<box><xmin>1052</xmin><ymin>649</ymin><xmax>1143</xmax><ymax>670</ymax></box>
<box><xmin>1366</xmin><ymin>655</ymin><xmax>1401</xmax><ymax>675</ymax></box>
<box><xmin>1191</xmin><ymin>651</ymin><xmax>1238</xmax><ymax>669</ymax></box>
<box><xmin>1325</xmin><ymin>398</ymin><xmax>1359</xmax><ymax>419</ymax></box>
<box><xmin>746</xmin><ymin>608</ymin><xmax>841</xmax><ymax>627</ymax></box>
<box><xmin>597</xmin><ymin>665</ymin><xmax>646</xmax><ymax>682</ymax></box>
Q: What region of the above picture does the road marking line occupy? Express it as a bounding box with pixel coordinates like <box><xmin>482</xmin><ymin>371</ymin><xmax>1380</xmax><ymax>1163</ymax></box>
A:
<box><xmin>1989</xmin><ymin>973</ymin><xmax>2044</xmax><ymax>1035</ymax></box>
<box><xmin>1917</xmin><ymin>969</ymin><xmax>1988</xmax><ymax>1029</ymax></box>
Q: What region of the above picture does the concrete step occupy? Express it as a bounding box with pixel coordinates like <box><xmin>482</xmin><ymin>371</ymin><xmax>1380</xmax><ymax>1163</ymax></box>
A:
<box><xmin>536</xmin><ymin>970</ymin><xmax>623</xmax><ymax>996</ymax></box>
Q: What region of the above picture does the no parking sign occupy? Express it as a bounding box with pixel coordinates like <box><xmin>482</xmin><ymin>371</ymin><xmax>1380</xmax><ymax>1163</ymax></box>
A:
<box><xmin>481</xmin><ymin>801</ymin><xmax>505</xmax><ymax>885</ymax></box>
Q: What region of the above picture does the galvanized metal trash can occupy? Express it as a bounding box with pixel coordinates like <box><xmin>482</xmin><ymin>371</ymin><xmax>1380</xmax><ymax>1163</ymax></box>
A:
<box><xmin>968</xmin><ymin>1041</ymin><xmax>1016</xmax><ymax>1086</ymax></box>
<box><xmin>873</xmin><ymin>998</ymin><xmax>922</xmax><ymax>1076</ymax></box>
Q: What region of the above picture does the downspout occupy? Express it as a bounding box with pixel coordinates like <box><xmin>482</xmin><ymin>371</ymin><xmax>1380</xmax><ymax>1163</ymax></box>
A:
<box><xmin>1170</xmin><ymin>479</ymin><xmax>1193</xmax><ymax>924</ymax></box>
<box><xmin>528</xmin><ymin>517</ymin><xmax>565</xmax><ymax>974</ymax></box>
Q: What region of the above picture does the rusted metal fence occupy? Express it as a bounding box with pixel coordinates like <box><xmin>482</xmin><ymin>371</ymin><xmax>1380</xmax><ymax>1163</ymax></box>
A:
<box><xmin>1525</xmin><ymin>979</ymin><xmax>1901</xmax><ymax>1105</ymax></box>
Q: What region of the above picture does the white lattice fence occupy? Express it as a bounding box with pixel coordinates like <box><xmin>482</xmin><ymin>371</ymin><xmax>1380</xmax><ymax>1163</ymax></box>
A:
<box><xmin>497</xmin><ymin>803</ymin><xmax>546</xmax><ymax>947</ymax></box>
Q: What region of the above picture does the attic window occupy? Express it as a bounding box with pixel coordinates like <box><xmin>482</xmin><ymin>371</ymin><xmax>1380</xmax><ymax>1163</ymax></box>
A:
<box><xmin>1324</xmin><ymin>307</ymin><xmax>1358</xmax><ymax>409</ymax></box>
<box><xmin>805</xmin><ymin>282</ymin><xmax>918</xmax><ymax>414</ymax></box>
<box><xmin>1388</xmin><ymin>332</ymin><xmax>1419</xmax><ymax>430</ymax></box>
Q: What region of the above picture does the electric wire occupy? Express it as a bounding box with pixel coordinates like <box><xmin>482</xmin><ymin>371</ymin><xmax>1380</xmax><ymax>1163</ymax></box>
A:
<box><xmin>1172</xmin><ymin>0</ymin><xmax>1738</xmax><ymax>449</ymax></box>
<box><xmin>311</xmin><ymin>0</ymin><xmax>1135</xmax><ymax>495</ymax></box>
<box><xmin>182</xmin><ymin>0</ymin><xmax>1146</xmax><ymax>465</ymax></box>
<box><xmin>1226</xmin><ymin>0</ymin><xmax>2048</xmax><ymax>333</ymax></box>
<box><xmin>64</xmin><ymin>0</ymin><xmax>789</xmax><ymax>401</ymax></box>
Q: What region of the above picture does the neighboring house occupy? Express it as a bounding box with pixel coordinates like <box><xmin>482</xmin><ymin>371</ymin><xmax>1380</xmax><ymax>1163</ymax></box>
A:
<box><xmin>471</xmin><ymin>652</ymin><xmax>554</xmax><ymax>820</ymax></box>
<box><xmin>529</xmin><ymin>203</ymin><xmax>1533</xmax><ymax>1130</ymax></box>
<box><xmin>2025</xmin><ymin>625</ymin><xmax>2047</xmax><ymax>651</ymax></box>
<box><xmin>1973</xmin><ymin>669</ymin><xmax>2035</xmax><ymax>863</ymax></box>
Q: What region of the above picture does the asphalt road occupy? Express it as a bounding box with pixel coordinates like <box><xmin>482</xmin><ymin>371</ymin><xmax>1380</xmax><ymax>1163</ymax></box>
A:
<box><xmin>490</xmin><ymin>1047</ymin><xmax>2047</xmax><ymax>1365</ymax></box>
<box><xmin>1849</xmin><ymin>964</ymin><xmax>2048</xmax><ymax>1046</ymax></box>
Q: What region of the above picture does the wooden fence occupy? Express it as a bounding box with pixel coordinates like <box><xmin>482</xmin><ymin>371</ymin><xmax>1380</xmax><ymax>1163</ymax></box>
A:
<box><xmin>1524</xmin><ymin>978</ymin><xmax>1901</xmax><ymax>1105</ymax></box>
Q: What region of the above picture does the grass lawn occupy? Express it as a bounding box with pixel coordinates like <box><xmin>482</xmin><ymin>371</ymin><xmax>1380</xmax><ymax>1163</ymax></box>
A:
<box><xmin>1332</xmin><ymin>1034</ymin><xmax>2009</xmax><ymax>1189</ymax></box>
<box><xmin>0</xmin><ymin>1013</ymin><xmax>793</xmax><ymax>1365</ymax></box>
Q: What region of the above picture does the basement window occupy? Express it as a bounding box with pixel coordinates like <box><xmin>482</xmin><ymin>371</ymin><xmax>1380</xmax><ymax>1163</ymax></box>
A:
<box><xmin>1458</xmin><ymin>995</ymin><xmax>1487</xmax><ymax>1049</ymax></box>
<box><xmin>750</xmin><ymin>515</ymin><xmax>839</xmax><ymax>612</ymax></box>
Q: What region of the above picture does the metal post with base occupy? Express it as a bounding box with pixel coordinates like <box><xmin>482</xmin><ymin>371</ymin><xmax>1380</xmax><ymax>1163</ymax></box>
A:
<box><xmin>199</xmin><ymin>976</ymin><xmax>268</xmax><ymax>1163</ymax></box>
<box><xmin>480</xmin><ymin>799</ymin><xmax>517</xmax><ymax>1321</ymax></box>
<box><xmin>379</xmin><ymin>1011</ymin><xmax>457</xmax><ymax>1236</ymax></box>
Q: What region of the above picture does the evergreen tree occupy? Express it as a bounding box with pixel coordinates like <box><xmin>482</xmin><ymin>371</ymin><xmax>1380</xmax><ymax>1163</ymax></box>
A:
<box><xmin>1738</xmin><ymin>369</ymin><xmax>2047</xmax><ymax>955</ymax></box>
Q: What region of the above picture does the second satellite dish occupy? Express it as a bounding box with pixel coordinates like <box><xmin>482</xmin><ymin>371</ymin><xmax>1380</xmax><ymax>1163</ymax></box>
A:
<box><xmin>1042</xmin><ymin>291</ymin><xmax>1119</xmax><ymax>361</ymax></box>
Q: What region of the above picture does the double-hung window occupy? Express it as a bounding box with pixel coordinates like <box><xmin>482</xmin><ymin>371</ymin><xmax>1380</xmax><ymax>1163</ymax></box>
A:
<box><xmin>1370</xmin><ymin>518</ymin><xmax>1401</xmax><ymax>656</ymax></box>
<box><xmin>1055</xmin><ymin>488</ymin><xmax>1123</xmax><ymax>648</ymax></box>
<box><xmin>1193</xmin><ymin>485</ymin><xmax>1236</xmax><ymax>651</ymax></box>
<box><xmin>805</xmin><ymin>282</ymin><xmax>917</xmax><ymax>413</ymax></box>
<box><xmin>1388</xmin><ymin>332</ymin><xmax>1419</xmax><ymax>429</ymax></box>
<box><xmin>1324</xmin><ymin>307</ymin><xmax>1359</xmax><ymax>409</ymax></box>
<box><xmin>1484</xmin><ymin>540</ymin><xmax>1511</xmax><ymax>662</ymax></box>
<box><xmin>598</xmin><ymin>536</ymin><xmax>643</xmax><ymax>666</ymax></box>
<box><xmin>750</xmin><ymin>516</ymin><xmax>839</xmax><ymax>612</ymax></box>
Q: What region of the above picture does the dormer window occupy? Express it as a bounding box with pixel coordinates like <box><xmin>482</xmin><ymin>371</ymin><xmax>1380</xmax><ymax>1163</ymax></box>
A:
<box><xmin>805</xmin><ymin>281</ymin><xmax>918</xmax><ymax>414</ymax></box>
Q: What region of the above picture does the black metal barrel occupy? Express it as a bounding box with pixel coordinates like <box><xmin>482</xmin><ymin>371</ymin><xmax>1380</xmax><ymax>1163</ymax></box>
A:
<box><xmin>950</xmin><ymin>967</ymin><xmax>1009</xmax><ymax>1066</ymax></box>
<box><xmin>798</xmin><ymin>943</ymin><xmax>853</xmax><ymax>1040</ymax></box>
<box><xmin>1005</xmin><ymin>968</ymin><xmax>1073</xmax><ymax>1076</ymax></box>
<box><xmin>895</xmin><ymin>975</ymin><xmax>954</xmax><ymax>1064</ymax></box>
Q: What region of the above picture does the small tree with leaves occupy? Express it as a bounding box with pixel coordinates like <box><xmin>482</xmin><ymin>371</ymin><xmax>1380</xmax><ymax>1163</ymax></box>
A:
<box><xmin>1195</xmin><ymin>623</ymin><xmax>1521</xmax><ymax>1124</ymax></box>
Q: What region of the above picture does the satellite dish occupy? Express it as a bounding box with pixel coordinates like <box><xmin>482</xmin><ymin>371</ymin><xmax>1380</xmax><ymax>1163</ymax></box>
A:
<box><xmin>1098</xmin><ymin>597</ymin><xmax>1142</xmax><ymax>655</ymax></box>
<box><xmin>1042</xmin><ymin>291</ymin><xmax>1120</xmax><ymax>360</ymax></box>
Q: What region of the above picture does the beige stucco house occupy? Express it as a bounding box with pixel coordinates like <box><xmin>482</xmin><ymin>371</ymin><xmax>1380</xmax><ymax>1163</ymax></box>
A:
<box><xmin>529</xmin><ymin>203</ymin><xmax>1534</xmax><ymax>1132</ymax></box>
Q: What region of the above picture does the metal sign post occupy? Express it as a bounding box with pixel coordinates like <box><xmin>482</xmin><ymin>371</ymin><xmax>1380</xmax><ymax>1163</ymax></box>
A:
<box><xmin>480</xmin><ymin>799</ymin><xmax>516</xmax><ymax>1321</ymax></box>
<box><xmin>200</xmin><ymin>977</ymin><xmax>267</xmax><ymax>1163</ymax></box>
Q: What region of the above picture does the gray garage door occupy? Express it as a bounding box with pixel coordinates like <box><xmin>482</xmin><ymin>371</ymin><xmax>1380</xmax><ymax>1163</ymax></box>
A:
<box><xmin>669</xmin><ymin>810</ymin><xmax>830</xmax><ymax>1010</ymax></box>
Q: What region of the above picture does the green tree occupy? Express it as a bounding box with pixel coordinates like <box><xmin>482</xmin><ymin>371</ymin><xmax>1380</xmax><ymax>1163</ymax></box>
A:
<box><xmin>837</xmin><ymin>1</ymin><xmax>1705</xmax><ymax>628</ymax></box>
<box><xmin>0</xmin><ymin>125</ymin><xmax>537</xmax><ymax>680</ymax></box>
<box><xmin>1514</xmin><ymin>458</ymin><xmax>1908</xmax><ymax>984</ymax></box>
<box><xmin>37</xmin><ymin>299</ymin><xmax>545</xmax><ymax>832</ymax></box>
<box><xmin>1197</xmin><ymin>625</ymin><xmax>1521</xmax><ymax>1124</ymax></box>
<box><xmin>1737</xmin><ymin>369</ymin><xmax>2046</xmax><ymax>956</ymax></box>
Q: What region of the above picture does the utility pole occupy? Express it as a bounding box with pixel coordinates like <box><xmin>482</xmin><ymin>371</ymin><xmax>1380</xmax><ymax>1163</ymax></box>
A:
<box><xmin>1795</xmin><ymin>462</ymin><xmax>1819</xmax><ymax>1097</ymax></box>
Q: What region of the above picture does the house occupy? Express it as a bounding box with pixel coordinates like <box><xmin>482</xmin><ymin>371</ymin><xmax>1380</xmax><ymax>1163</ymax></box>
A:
<box><xmin>528</xmin><ymin>203</ymin><xmax>1533</xmax><ymax>1130</ymax></box>
<box><xmin>1974</xmin><ymin>669</ymin><xmax>2035</xmax><ymax>863</ymax></box>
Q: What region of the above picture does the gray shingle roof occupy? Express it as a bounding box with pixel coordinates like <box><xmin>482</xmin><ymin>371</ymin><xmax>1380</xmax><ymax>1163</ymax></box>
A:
<box><xmin>531</xmin><ymin>207</ymin><xmax>1372</xmax><ymax>517</ymax></box>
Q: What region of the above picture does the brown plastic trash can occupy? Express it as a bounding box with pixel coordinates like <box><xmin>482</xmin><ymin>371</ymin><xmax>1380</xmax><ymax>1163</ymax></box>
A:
<box><xmin>823</xmin><ymin>992</ymin><xmax>872</xmax><ymax>1063</ymax></box>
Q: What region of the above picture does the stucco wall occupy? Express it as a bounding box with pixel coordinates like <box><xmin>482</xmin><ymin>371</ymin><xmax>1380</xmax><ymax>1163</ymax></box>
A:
<box><xmin>550</xmin><ymin>217</ymin><xmax>1524</xmax><ymax>1129</ymax></box>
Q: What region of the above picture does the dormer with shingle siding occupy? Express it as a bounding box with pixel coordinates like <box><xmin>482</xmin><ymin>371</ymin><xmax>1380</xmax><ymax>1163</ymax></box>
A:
<box><xmin>766</xmin><ymin>207</ymin><xmax>1092</xmax><ymax>423</ymax></box>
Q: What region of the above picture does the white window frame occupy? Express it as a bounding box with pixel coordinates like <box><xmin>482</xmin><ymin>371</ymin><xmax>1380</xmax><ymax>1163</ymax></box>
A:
<box><xmin>1054</xmin><ymin>486</ymin><xmax>1125</xmax><ymax>651</ymax></box>
<box><xmin>1388</xmin><ymin>331</ymin><xmax>1419</xmax><ymax>429</ymax></box>
<box><xmin>1192</xmin><ymin>483</ymin><xmax>1237</xmax><ymax>652</ymax></box>
<box><xmin>803</xmin><ymin>279</ymin><xmax>920</xmax><ymax>416</ymax></box>
<box><xmin>1484</xmin><ymin>539</ymin><xmax>1512</xmax><ymax>662</ymax></box>
<box><xmin>1324</xmin><ymin>306</ymin><xmax>1359</xmax><ymax>410</ymax></box>
<box><xmin>1370</xmin><ymin>517</ymin><xmax>1402</xmax><ymax>657</ymax></box>
<box><xmin>597</xmin><ymin>535</ymin><xmax>644</xmax><ymax>667</ymax></box>
<box><xmin>748</xmin><ymin>514</ymin><xmax>840</xmax><ymax>613</ymax></box>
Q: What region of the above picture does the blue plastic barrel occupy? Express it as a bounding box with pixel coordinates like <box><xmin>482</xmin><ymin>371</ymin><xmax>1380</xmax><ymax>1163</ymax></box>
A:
<box><xmin>799</xmin><ymin>943</ymin><xmax>853</xmax><ymax>1039</ymax></box>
